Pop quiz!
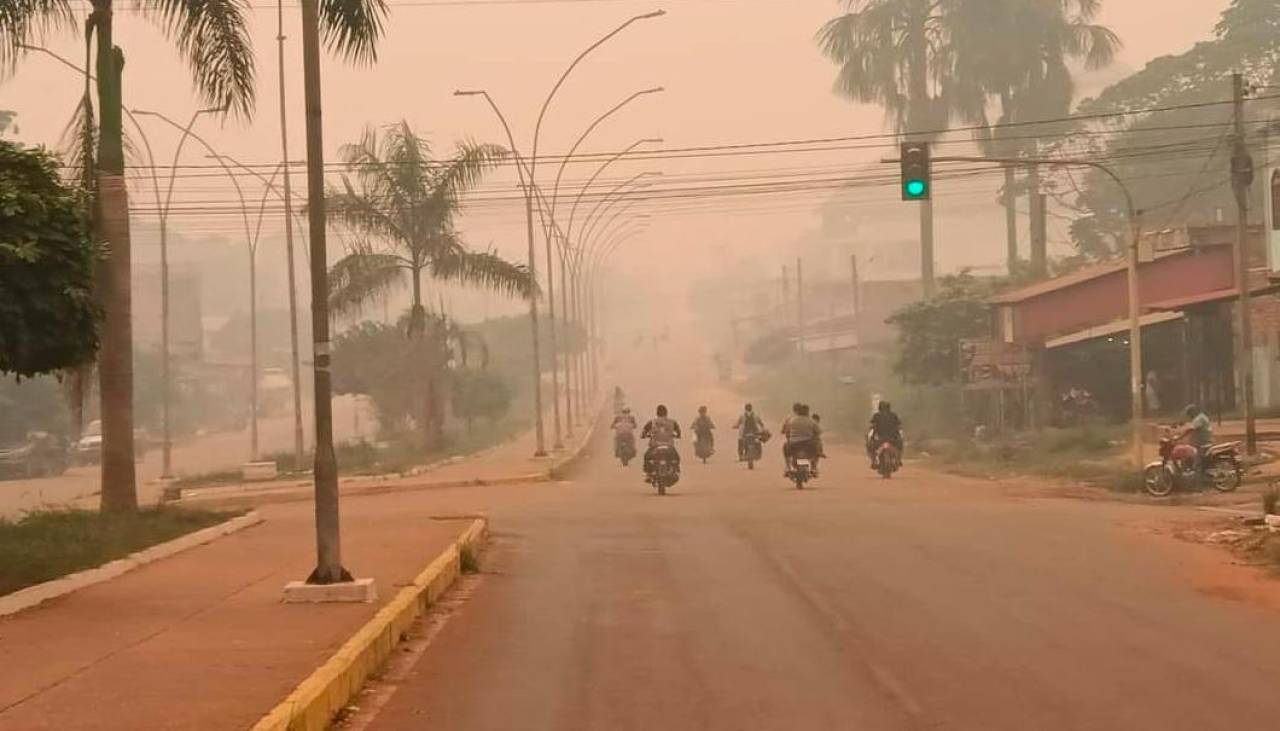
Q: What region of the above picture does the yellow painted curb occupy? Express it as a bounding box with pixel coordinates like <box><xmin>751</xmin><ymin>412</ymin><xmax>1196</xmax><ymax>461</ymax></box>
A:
<box><xmin>249</xmin><ymin>517</ymin><xmax>489</xmax><ymax>731</ymax></box>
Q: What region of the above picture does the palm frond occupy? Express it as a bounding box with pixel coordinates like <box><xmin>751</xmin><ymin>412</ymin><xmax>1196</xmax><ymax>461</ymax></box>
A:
<box><xmin>428</xmin><ymin>242</ymin><xmax>538</xmax><ymax>301</ymax></box>
<box><xmin>0</xmin><ymin>0</ymin><xmax>72</xmax><ymax>75</ymax></box>
<box><xmin>58</xmin><ymin>92</ymin><xmax>97</xmax><ymax>195</ymax></box>
<box><xmin>326</xmin><ymin>177</ymin><xmax>408</xmax><ymax>246</ymax></box>
<box><xmin>430</xmin><ymin>140</ymin><xmax>509</xmax><ymax>222</ymax></box>
<box><xmin>142</xmin><ymin>0</ymin><xmax>256</xmax><ymax>118</ymax></box>
<box><xmin>319</xmin><ymin>0</ymin><xmax>388</xmax><ymax>65</ymax></box>
<box><xmin>327</xmin><ymin>250</ymin><xmax>406</xmax><ymax>318</ymax></box>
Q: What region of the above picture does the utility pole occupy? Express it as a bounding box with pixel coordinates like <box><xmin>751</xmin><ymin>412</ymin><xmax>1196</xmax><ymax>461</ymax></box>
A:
<box><xmin>796</xmin><ymin>258</ymin><xmax>805</xmax><ymax>361</ymax></box>
<box><xmin>850</xmin><ymin>253</ymin><xmax>860</xmax><ymax>316</ymax></box>
<box><xmin>1232</xmin><ymin>71</ymin><xmax>1258</xmax><ymax>455</ymax></box>
<box><xmin>1004</xmin><ymin>167</ymin><xmax>1019</xmax><ymax>275</ymax></box>
<box><xmin>278</xmin><ymin>0</ymin><xmax>305</xmax><ymax>468</ymax></box>
<box><xmin>921</xmin><ymin>198</ymin><xmax>935</xmax><ymax>296</ymax></box>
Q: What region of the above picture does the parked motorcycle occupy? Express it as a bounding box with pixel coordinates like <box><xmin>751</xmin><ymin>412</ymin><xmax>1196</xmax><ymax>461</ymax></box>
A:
<box><xmin>1142</xmin><ymin>429</ymin><xmax>1242</xmax><ymax>497</ymax></box>
<box><xmin>615</xmin><ymin>431</ymin><xmax>637</xmax><ymax>467</ymax></box>
<box><xmin>694</xmin><ymin>432</ymin><xmax>714</xmax><ymax>464</ymax></box>
<box><xmin>646</xmin><ymin>445</ymin><xmax>681</xmax><ymax>495</ymax></box>
<box><xmin>874</xmin><ymin>440</ymin><xmax>901</xmax><ymax>479</ymax></box>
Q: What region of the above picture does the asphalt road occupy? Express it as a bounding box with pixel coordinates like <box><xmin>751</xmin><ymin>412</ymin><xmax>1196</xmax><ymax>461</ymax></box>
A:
<box><xmin>353</xmin><ymin>386</ymin><xmax>1280</xmax><ymax>730</ymax></box>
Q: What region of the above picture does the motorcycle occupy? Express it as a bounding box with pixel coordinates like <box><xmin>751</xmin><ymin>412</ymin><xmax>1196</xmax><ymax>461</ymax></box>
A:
<box><xmin>874</xmin><ymin>440</ymin><xmax>901</xmax><ymax>479</ymax></box>
<box><xmin>615</xmin><ymin>431</ymin><xmax>637</xmax><ymax>467</ymax></box>
<box><xmin>785</xmin><ymin>441</ymin><xmax>817</xmax><ymax>489</ymax></box>
<box><xmin>646</xmin><ymin>445</ymin><xmax>681</xmax><ymax>495</ymax></box>
<box><xmin>1142</xmin><ymin>429</ymin><xmax>1242</xmax><ymax>497</ymax></box>
<box><xmin>693</xmin><ymin>431</ymin><xmax>714</xmax><ymax>463</ymax></box>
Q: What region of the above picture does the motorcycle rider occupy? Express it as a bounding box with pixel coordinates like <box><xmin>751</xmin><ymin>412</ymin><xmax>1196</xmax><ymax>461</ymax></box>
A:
<box><xmin>781</xmin><ymin>403</ymin><xmax>821</xmax><ymax>476</ymax></box>
<box><xmin>867</xmin><ymin>400</ymin><xmax>903</xmax><ymax>469</ymax></box>
<box><xmin>641</xmin><ymin>405</ymin><xmax>682</xmax><ymax>475</ymax></box>
<box><xmin>811</xmin><ymin>413</ymin><xmax>827</xmax><ymax>474</ymax></box>
<box><xmin>691</xmin><ymin>406</ymin><xmax>716</xmax><ymax>450</ymax></box>
<box><xmin>612</xmin><ymin>386</ymin><xmax>626</xmax><ymax>414</ymax></box>
<box><xmin>611</xmin><ymin>407</ymin><xmax>637</xmax><ymax>457</ymax></box>
<box><xmin>1178</xmin><ymin>404</ymin><xmax>1212</xmax><ymax>486</ymax></box>
<box><xmin>733</xmin><ymin>404</ymin><xmax>765</xmax><ymax>461</ymax></box>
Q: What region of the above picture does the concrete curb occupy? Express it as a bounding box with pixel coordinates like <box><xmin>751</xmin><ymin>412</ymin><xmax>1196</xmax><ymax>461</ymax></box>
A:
<box><xmin>550</xmin><ymin>400</ymin><xmax>606</xmax><ymax>481</ymax></box>
<box><xmin>0</xmin><ymin>511</ymin><xmax>264</xmax><ymax>618</ymax></box>
<box><xmin>249</xmin><ymin>517</ymin><xmax>488</xmax><ymax>731</ymax></box>
<box><xmin>174</xmin><ymin>473</ymin><xmax>550</xmax><ymax>512</ymax></box>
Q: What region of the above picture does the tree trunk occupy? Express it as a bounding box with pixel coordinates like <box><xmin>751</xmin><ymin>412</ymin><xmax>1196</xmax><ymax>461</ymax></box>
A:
<box><xmin>1028</xmin><ymin>165</ymin><xmax>1047</xmax><ymax>279</ymax></box>
<box><xmin>1004</xmin><ymin>165</ymin><xmax>1019</xmax><ymax>274</ymax></box>
<box><xmin>94</xmin><ymin>9</ymin><xmax>138</xmax><ymax>513</ymax></box>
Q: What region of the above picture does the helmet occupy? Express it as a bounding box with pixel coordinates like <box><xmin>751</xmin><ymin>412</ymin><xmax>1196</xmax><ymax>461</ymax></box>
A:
<box><xmin>657</xmin><ymin>404</ymin><xmax>668</xmax><ymax>417</ymax></box>
<box><xmin>1184</xmin><ymin>404</ymin><xmax>1199</xmax><ymax>418</ymax></box>
<box><xmin>879</xmin><ymin>401</ymin><xmax>891</xmax><ymax>412</ymax></box>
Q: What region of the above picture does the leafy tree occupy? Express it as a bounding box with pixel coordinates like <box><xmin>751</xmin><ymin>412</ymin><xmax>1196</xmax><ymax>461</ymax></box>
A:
<box><xmin>953</xmin><ymin>0</ymin><xmax>1119</xmax><ymax>271</ymax></box>
<box><xmin>331</xmin><ymin>315</ymin><xmax>490</xmax><ymax>440</ymax></box>
<box><xmin>325</xmin><ymin>122</ymin><xmax>534</xmax><ymax>446</ymax></box>
<box><xmin>0</xmin><ymin>140</ymin><xmax>98</xmax><ymax>378</ymax></box>
<box><xmin>0</xmin><ymin>376</ymin><xmax>69</xmax><ymax>445</ymax></box>
<box><xmin>451</xmin><ymin>369</ymin><xmax>512</xmax><ymax>433</ymax></box>
<box><xmin>2</xmin><ymin>0</ymin><xmax>387</xmax><ymax>513</ymax></box>
<box><xmin>1067</xmin><ymin>0</ymin><xmax>1280</xmax><ymax>253</ymax></box>
<box><xmin>818</xmin><ymin>0</ymin><xmax>986</xmax><ymax>293</ymax></box>
<box><xmin>886</xmin><ymin>273</ymin><xmax>996</xmax><ymax>385</ymax></box>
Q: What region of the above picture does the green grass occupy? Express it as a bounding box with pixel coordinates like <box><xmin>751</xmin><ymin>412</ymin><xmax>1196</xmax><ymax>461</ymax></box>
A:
<box><xmin>926</xmin><ymin>424</ymin><xmax>1141</xmax><ymax>492</ymax></box>
<box><xmin>0</xmin><ymin>507</ymin><xmax>237</xmax><ymax>596</ymax></box>
<box><xmin>459</xmin><ymin>545</ymin><xmax>480</xmax><ymax>575</ymax></box>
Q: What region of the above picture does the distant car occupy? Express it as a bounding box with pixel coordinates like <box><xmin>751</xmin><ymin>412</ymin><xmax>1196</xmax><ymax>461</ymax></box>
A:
<box><xmin>73</xmin><ymin>420</ymin><xmax>103</xmax><ymax>466</ymax></box>
<box><xmin>0</xmin><ymin>432</ymin><xmax>69</xmax><ymax>479</ymax></box>
<box><xmin>72</xmin><ymin>420</ymin><xmax>150</xmax><ymax>465</ymax></box>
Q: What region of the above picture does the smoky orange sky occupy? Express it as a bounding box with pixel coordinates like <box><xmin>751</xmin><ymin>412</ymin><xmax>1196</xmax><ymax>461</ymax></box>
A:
<box><xmin>1</xmin><ymin>0</ymin><xmax>1225</xmax><ymax>319</ymax></box>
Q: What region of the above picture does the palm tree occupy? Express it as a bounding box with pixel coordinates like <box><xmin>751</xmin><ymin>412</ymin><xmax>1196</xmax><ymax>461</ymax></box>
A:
<box><xmin>325</xmin><ymin>122</ymin><xmax>536</xmax><ymax>446</ymax></box>
<box><xmin>2</xmin><ymin>0</ymin><xmax>387</xmax><ymax>513</ymax></box>
<box><xmin>953</xmin><ymin>0</ymin><xmax>1119</xmax><ymax>274</ymax></box>
<box><xmin>818</xmin><ymin>0</ymin><xmax>985</xmax><ymax>296</ymax></box>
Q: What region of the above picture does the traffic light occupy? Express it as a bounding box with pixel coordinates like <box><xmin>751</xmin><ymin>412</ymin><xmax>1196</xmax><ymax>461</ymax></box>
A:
<box><xmin>900</xmin><ymin>142</ymin><xmax>931</xmax><ymax>201</ymax></box>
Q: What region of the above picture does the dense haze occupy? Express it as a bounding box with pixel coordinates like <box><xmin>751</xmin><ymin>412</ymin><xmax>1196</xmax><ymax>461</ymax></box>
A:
<box><xmin>1</xmin><ymin>0</ymin><xmax>1222</xmax><ymax>324</ymax></box>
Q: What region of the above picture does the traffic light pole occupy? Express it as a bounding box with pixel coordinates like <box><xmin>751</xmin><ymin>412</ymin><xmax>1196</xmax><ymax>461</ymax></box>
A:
<box><xmin>884</xmin><ymin>152</ymin><xmax>1147</xmax><ymax>468</ymax></box>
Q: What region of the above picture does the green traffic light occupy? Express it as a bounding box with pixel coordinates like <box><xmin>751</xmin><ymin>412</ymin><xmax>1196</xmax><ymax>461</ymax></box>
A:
<box><xmin>905</xmin><ymin>179</ymin><xmax>928</xmax><ymax>198</ymax></box>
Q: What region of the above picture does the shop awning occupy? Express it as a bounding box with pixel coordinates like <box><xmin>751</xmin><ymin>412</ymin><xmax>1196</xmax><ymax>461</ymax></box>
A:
<box><xmin>1144</xmin><ymin>279</ymin><xmax>1280</xmax><ymax>312</ymax></box>
<box><xmin>1044</xmin><ymin>311</ymin><xmax>1183</xmax><ymax>350</ymax></box>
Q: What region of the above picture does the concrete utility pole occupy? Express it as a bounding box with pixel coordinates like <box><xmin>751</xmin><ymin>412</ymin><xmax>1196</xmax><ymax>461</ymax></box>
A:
<box><xmin>1232</xmin><ymin>72</ymin><xmax>1259</xmax><ymax>455</ymax></box>
<box><xmin>277</xmin><ymin>0</ymin><xmax>306</xmax><ymax>468</ymax></box>
<box><xmin>850</xmin><ymin>254</ymin><xmax>860</xmax><ymax>316</ymax></box>
<box><xmin>796</xmin><ymin>258</ymin><xmax>805</xmax><ymax>361</ymax></box>
<box><xmin>1029</xmin><ymin>165</ymin><xmax>1048</xmax><ymax>279</ymax></box>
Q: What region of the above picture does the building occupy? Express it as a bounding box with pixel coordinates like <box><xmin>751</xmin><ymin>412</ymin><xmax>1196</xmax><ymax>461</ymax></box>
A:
<box><xmin>983</xmin><ymin>224</ymin><xmax>1280</xmax><ymax>423</ymax></box>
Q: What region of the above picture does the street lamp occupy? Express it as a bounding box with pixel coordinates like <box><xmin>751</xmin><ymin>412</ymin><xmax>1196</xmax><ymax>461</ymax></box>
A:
<box><xmin>19</xmin><ymin>44</ymin><xmax>228</xmax><ymax>481</ymax></box>
<box><xmin>215</xmin><ymin>153</ymin><xmax>311</xmax><ymax>468</ymax></box>
<box><xmin>454</xmin><ymin>89</ymin><xmax>549</xmax><ymax>457</ymax></box>
<box><xmin>132</xmin><ymin>109</ymin><xmax>263</xmax><ymax>462</ymax></box>
<box><xmin>540</xmin><ymin>90</ymin><xmax>662</xmax><ymax>433</ymax></box>
<box><xmin>528</xmin><ymin>9</ymin><xmax>666</xmax><ymax>447</ymax></box>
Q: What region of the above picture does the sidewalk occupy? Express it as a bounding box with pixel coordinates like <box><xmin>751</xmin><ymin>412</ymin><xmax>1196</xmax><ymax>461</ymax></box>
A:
<box><xmin>0</xmin><ymin>413</ymin><xmax>599</xmax><ymax>730</ymax></box>
<box><xmin>171</xmin><ymin>410</ymin><xmax>599</xmax><ymax>511</ymax></box>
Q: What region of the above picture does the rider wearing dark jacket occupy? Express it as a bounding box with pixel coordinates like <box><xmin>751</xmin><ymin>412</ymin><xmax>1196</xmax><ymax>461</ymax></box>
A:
<box><xmin>867</xmin><ymin>401</ymin><xmax>903</xmax><ymax>468</ymax></box>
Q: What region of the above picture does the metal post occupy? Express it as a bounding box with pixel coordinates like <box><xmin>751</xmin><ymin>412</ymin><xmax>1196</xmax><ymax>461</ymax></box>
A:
<box><xmin>278</xmin><ymin>0</ymin><xmax>306</xmax><ymax>467</ymax></box>
<box><xmin>1232</xmin><ymin>72</ymin><xmax>1259</xmax><ymax>454</ymax></box>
